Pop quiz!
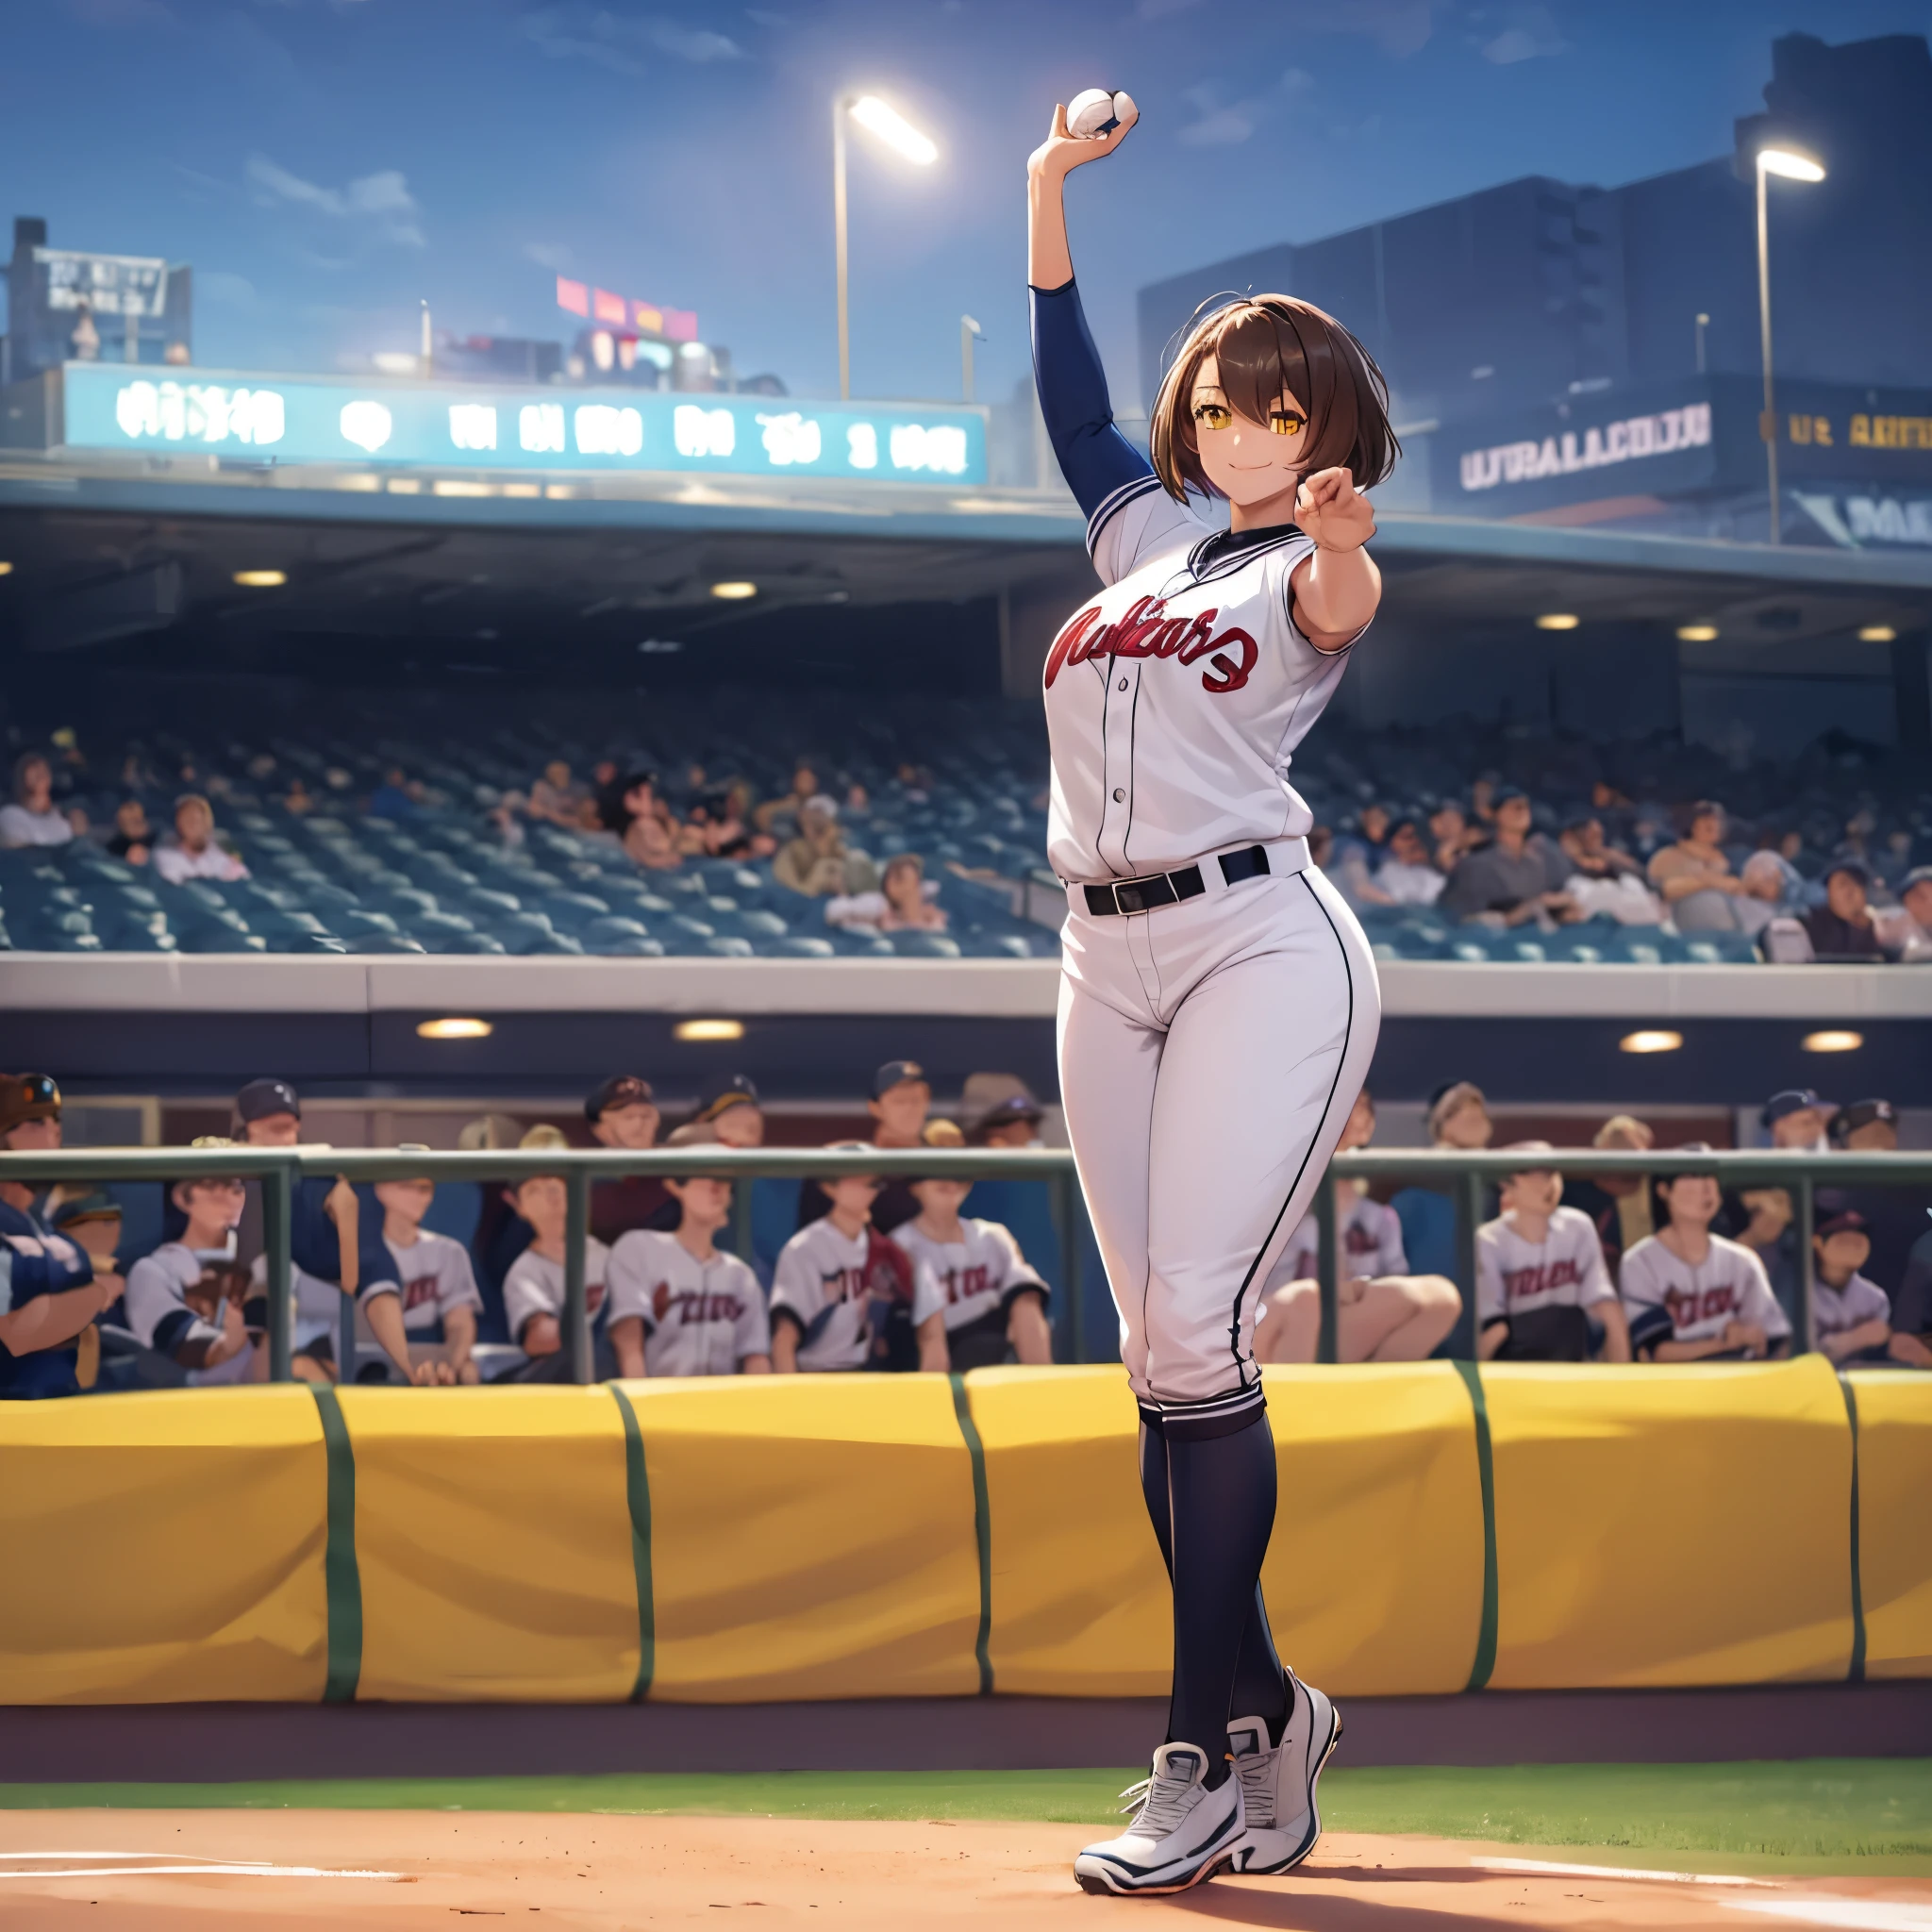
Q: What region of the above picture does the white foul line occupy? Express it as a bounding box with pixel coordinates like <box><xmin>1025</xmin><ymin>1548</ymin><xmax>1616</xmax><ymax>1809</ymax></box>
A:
<box><xmin>1726</xmin><ymin>1902</ymin><xmax>1932</xmax><ymax>1931</ymax></box>
<box><xmin>1474</xmin><ymin>1857</ymin><xmax>1778</xmax><ymax>1888</ymax></box>
<box><xmin>0</xmin><ymin>1860</ymin><xmax>403</xmax><ymax>1881</ymax></box>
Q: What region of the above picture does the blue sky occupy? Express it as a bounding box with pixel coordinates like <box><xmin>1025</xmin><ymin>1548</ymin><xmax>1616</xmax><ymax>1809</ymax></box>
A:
<box><xmin>5</xmin><ymin>0</ymin><xmax>1930</xmax><ymax>409</ymax></box>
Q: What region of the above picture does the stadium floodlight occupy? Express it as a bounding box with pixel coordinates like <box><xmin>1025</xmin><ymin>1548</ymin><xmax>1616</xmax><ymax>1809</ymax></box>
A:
<box><xmin>834</xmin><ymin>92</ymin><xmax>939</xmax><ymax>399</ymax></box>
<box><xmin>1858</xmin><ymin>625</ymin><xmax>1897</xmax><ymax>642</ymax></box>
<box><xmin>709</xmin><ymin>580</ymin><xmax>758</xmax><ymax>601</ymax></box>
<box><xmin>233</xmin><ymin>569</ymin><xmax>286</xmax><ymax>588</ymax></box>
<box><xmin>1534</xmin><ymin>612</ymin><xmax>1580</xmax><ymax>631</ymax></box>
<box><xmin>1676</xmin><ymin>624</ymin><xmax>1719</xmax><ymax>641</ymax></box>
<box><xmin>0</xmin><ymin>561</ymin><xmax>12</xmax><ymax>575</ymax></box>
<box><xmin>675</xmin><ymin>1018</ymin><xmax>746</xmax><ymax>1042</ymax></box>
<box><xmin>416</xmin><ymin>1018</ymin><xmax>492</xmax><ymax>1041</ymax></box>
<box><xmin>1753</xmin><ymin>143</ymin><xmax>1826</xmax><ymax>545</ymax></box>
<box><xmin>1802</xmin><ymin>1030</ymin><xmax>1863</xmax><ymax>1054</ymax></box>
<box><xmin>1620</xmin><ymin>1030</ymin><xmax>1684</xmax><ymax>1055</ymax></box>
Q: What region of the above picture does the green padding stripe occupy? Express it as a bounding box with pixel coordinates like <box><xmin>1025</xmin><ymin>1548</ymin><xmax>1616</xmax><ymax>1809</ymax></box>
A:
<box><xmin>1838</xmin><ymin>1374</ymin><xmax>1867</xmax><ymax>1684</ymax></box>
<box><xmin>1452</xmin><ymin>1359</ymin><xmax>1499</xmax><ymax>1693</ymax></box>
<box><xmin>948</xmin><ymin>1374</ymin><xmax>994</xmax><ymax>1697</ymax></box>
<box><xmin>308</xmin><ymin>1384</ymin><xmax>362</xmax><ymax>1704</ymax></box>
<box><xmin>608</xmin><ymin>1386</ymin><xmax>656</xmax><ymax>1702</ymax></box>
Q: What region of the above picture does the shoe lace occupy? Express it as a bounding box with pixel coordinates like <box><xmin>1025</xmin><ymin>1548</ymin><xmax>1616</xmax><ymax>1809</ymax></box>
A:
<box><xmin>1234</xmin><ymin>1747</ymin><xmax>1275</xmax><ymax>1828</ymax></box>
<box><xmin>1115</xmin><ymin>1763</ymin><xmax>1203</xmax><ymax>1838</ymax></box>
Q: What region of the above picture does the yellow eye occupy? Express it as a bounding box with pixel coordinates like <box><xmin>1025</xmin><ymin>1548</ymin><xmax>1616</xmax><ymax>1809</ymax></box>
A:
<box><xmin>1269</xmin><ymin>410</ymin><xmax>1307</xmax><ymax>438</ymax></box>
<box><xmin>1192</xmin><ymin>402</ymin><xmax>1232</xmax><ymax>431</ymax></box>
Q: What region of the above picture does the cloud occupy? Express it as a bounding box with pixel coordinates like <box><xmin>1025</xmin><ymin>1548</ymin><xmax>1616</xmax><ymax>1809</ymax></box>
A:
<box><xmin>524</xmin><ymin>240</ymin><xmax>575</xmax><ymax>271</ymax></box>
<box><xmin>1479</xmin><ymin>5</ymin><xmax>1567</xmax><ymax>63</ymax></box>
<box><xmin>244</xmin><ymin>154</ymin><xmax>426</xmax><ymax>247</ymax></box>
<box><xmin>197</xmin><ymin>270</ymin><xmax>259</xmax><ymax>308</ymax></box>
<box><xmin>519</xmin><ymin>8</ymin><xmax>744</xmax><ymax>75</ymax></box>
<box><xmin>1177</xmin><ymin>85</ymin><xmax>1258</xmax><ymax>147</ymax></box>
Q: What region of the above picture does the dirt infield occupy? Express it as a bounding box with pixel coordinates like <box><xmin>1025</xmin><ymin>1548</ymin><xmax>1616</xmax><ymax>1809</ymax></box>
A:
<box><xmin>3</xmin><ymin>1812</ymin><xmax>1930</xmax><ymax>1929</ymax></box>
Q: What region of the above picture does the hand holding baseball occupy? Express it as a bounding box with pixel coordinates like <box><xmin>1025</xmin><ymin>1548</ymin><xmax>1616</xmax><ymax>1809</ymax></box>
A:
<box><xmin>1296</xmin><ymin>467</ymin><xmax>1375</xmax><ymax>552</ymax></box>
<box><xmin>1028</xmin><ymin>92</ymin><xmax>1139</xmax><ymax>181</ymax></box>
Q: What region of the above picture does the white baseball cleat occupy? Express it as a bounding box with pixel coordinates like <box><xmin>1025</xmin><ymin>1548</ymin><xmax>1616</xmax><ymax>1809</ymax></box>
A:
<box><xmin>1224</xmin><ymin>1672</ymin><xmax>1342</xmax><ymax>1874</ymax></box>
<box><xmin>1073</xmin><ymin>1740</ymin><xmax>1245</xmax><ymax>1896</ymax></box>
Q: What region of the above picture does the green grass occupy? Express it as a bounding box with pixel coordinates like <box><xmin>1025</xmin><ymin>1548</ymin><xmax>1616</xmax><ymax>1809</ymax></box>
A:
<box><xmin>3</xmin><ymin>1760</ymin><xmax>1930</xmax><ymax>1873</ymax></box>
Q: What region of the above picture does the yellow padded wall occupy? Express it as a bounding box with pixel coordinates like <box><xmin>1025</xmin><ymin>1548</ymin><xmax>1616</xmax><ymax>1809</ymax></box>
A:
<box><xmin>630</xmin><ymin>1374</ymin><xmax>982</xmax><ymax>1702</ymax></box>
<box><xmin>338</xmin><ymin>1386</ymin><xmax>640</xmax><ymax>1702</ymax></box>
<box><xmin>0</xmin><ymin>1387</ymin><xmax>327</xmax><ymax>1704</ymax></box>
<box><xmin>1484</xmin><ymin>1357</ymin><xmax>1855</xmax><ymax>1689</ymax></box>
<box><xmin>1846</xmin><ymin>1370</ymin><xmax>1932</xmax><ymax>1679</ymax></box>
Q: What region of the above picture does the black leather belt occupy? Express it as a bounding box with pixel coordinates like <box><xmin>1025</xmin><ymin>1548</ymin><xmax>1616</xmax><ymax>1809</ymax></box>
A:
<box><xmin>1082</xmin><ymin>843</ymin><xmax>1273</xmax><ymax>917</ymax></box>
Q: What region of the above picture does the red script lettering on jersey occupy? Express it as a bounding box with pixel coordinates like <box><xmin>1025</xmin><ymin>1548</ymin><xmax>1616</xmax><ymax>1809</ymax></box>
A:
<box><xmin>1043</xmin><ymin>597</ymin><xmax>1258</xmax><ymax>695</ymax></box>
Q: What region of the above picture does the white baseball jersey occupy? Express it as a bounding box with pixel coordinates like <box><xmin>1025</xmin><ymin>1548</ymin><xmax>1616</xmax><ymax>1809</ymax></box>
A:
<box><xmin>890</xmin><ymin>1217</ymin><xmax>1046</xmax><ymax>1335</ymax></box>
<box><xmin>606</xmin><ymin>1231</ymin><xmax>770</xmax><ymax>1375</ymax></box>
<box><xmin>770</xmin><ymin>1219</ymin><xmax>941</xmax><ymax>1372</ymax></box>
<box><xmin>1620</xmin><ymin>1234</ymin><xmax>1791</xmax><ymax>1353</ymax></box>
<box><xmin>124</xmin><ymin>1242</ymin><xmax>255</xmax><ymax>1386</ymax></box>
<box><xmin>1814</xmin><ymin>1271</ymin><xmax>1890</xmax><ymax>1340</ymax></box>
<box><xmin>1043</xmin><ymin>487</ymin><xmax>1362</xmax><ymax>883</ymax></box>
<box><xmin>1475</xmin><ymin>1207</ymin><xmax>1614</xmax><ymax>1324</ymax></box>
<box><xmin>503</xmin><ymin>1238</ymin><xmax>609</xmax><ymax>1347</ymax></box>
<box><xmin>1269</xmin><ymin>1189</ymin><xmax>1407</xmax><ymax>1291</ymax></box>
<box><xmin>374</xmin><ymin>1228</ymin><xmax>483</xmax><ymax>1338</ymax></box>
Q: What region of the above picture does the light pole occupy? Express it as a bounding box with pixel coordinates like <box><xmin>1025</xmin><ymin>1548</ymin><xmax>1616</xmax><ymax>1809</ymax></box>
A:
<box><xmin>960</xmin><ymin>314</ymin><xmax>983</xmax><ymax>403</ymax></box>
<box><xmin>1754</xmin><ymin>144</ymin><xmax>1825</xmax><ymax>546</ymax></box>
<box><xmin>833</xmin><ymin>93</ymin><xmax>937</xmax><ymax>401</ymax></box>
<box><xmin>1694</xmin><ymin>311</ymin><xmax>1708</xmax><ymax>375</ymax></box>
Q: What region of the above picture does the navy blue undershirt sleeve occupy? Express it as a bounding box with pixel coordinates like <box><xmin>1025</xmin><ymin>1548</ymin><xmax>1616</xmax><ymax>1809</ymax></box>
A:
<box><xmin>1030</xmin><ymin>279</ymin><xmax>1156</xmax><ymax>522</ymax></box>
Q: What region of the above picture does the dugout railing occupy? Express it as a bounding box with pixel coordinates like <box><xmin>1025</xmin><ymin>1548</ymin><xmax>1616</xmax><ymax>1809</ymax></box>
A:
<box><xmin>1</xmin><ymin>1143</ymin><xmax>1926</xmax><ymax>1379</ymax></box>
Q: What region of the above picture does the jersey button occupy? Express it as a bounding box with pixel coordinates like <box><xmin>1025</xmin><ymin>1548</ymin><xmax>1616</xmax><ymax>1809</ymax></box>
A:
<box><xmin>1112</xmin><ymin>788</ymin><xmax>1125</xmax><ymax>802</ymax></box>
<box><xmin>1118</xmin><ymin>676</ymin><xmax>1128</xmax><ymax>690</ymax></box>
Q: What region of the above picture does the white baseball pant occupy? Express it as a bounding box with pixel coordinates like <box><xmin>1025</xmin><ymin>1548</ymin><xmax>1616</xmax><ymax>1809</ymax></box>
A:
<box><xmin>1057</xmin><ymin>858</ymin><xmax>1380</xmax><ymax>1437</ymax></box>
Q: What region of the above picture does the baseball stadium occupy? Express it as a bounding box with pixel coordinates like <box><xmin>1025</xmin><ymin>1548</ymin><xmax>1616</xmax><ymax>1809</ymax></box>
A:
<box><xmin>0</xmin><ymin>11</ymin><xmax>1929</xmax><ymax>1927</ymax></box>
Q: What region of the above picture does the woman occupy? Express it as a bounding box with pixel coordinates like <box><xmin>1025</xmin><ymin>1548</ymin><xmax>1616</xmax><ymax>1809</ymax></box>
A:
<box><xmin>616</xmin><ymin>771</ymin><xmax>681</xmax><ymax>872</ymax></box>
<box><xmin>1646</xmin><ymin>800</ymin><xmax>1746</xmax><ymax>931</ymax></box>
<box><xmin>1029</xmin><ymin>98</ymin><xmax>1392</xmax><ymax>1896</ymax></box>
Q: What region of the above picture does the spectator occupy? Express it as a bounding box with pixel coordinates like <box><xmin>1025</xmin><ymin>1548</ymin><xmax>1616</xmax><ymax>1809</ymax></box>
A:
<box><xmin>1558</xmin><ymin>817</ymin><xmax>1665</xmax><ymax>924</ymax></box>
<box><xmin>122</xmin><ymin>1170</ymin><xmax>257</xmax><ymax>1385</ymax></box>
<box><xmin>776</xmin><ymin>796</ymin><xmax>853</xmax><ymax>896</ymax></box>
<box><xmin>0</xmin><ymin>753</ymin><xmax>81</xmax><ymax>848</ymax></box>
<box><xmin>1873</xmin><ymin>865</ymin><xmax>1932</xmax><ymax>961</ymax></box>
<box><xmin>283</xmin><ymin>776</ymin><xmax>315</xmax><ymax>816</ymax></box>
<box><xmin>1646</xmin><ymin>801</ymin><xmax>1748</xmax><ymax>932</ymax></box>
<box><xmin>1391</xmin><ymin>1079</ymin><xmax>1493</xmax><ymax>1284</ymax></box>
<box><xmin>770</xmin><ymin>1151</ymin><xmax>945</xmax><ymax>1373</ymax></box>
<box><xmin>1562</xmin><ymin>1113</ymin><xmax>1655</xmax><ymax>1278</ymax></box>
<box><xmin>1428</xmin><ymin>800</ymin><xmax>1480</xmax><ymax>874</ymax></box>
<box><xmin>1803</xmin><ymin>861</ymin><xmax>1886</xmax><ymax>960</ymax></box>
<box><xmin>1764</xmin><ymin>1088</ymin><xmax>1833</xmax><ymax>1152</ymax></box>
<box><xmin>103</xmin><ymin>798</ymin><xmax>156</xmax><ymax>866</ymax></box>
<box><xmin>1371</xmin><ymin>818</ymin><xmax>1446</xmax><ymax>907</ymax></box>
<box><xmin>1827</xmin><ymin>1098</ymin><xmax>1923</xmax><ymax>1301</ymax></box>
<box><xmin>617</xmin><ymin>771</ymin><xmax>682</xmax><ymax>872</ymax></box>
<box><xmin>584</xmin><ymin>1075</ymin><xmax>669</xmax><ymax>1243</ymax></box>
<box><xmin>1558</xmin><ymin>816</ymin><xmax>1644</xmax><ymax>881</ymax></box>
<box><xmin>1474</xmin><ymin>1142</ymin><xmax>1629</xmax><ymax>1361</ymax></box>
<box><xmin>1254</xmin><ymin>1090</ymin><xmax>1461</xmax><ymax>1363</ymax></box>
<box><xmin>501</xmin><ymin>1173</ymin><xmax>612</xmax><ymax>1374</ymax></box>
<box><xmin>755</xmin><ymin>761</ymin><xmax>824</xmax><ymax>837</ymax></box>
<box><xmin>50</xmin><ymin>1191</ymin><xmax>125</xmax><ymax>1287</ymax></box>
<box><xmin>1809</xmin><ymin>1209</ymin><xmax>1894</xmax><ymax>1365</ymax></box>
<box><xmin>368</xmin><ymin>766</ymin><xmax>422</xmax><ymax>822</ymax></box>
<box><xmin>1738</xmin><ymin>850</ymin><xmax>1800</xmax><ymax>930</ymax></box>
<box><xmin>154</xmin><ymin>794</ymin><xmax>249</xmax><ymax>886</ymax></box>
<box><xmin>1440</xmin><ymin>789</ymin><xmax>1575</xmax><ymax>926</ymax></box>
<box><xmin>1620</xmin><ymin>1157</ymin><xmax>1791</xmax><ymax>1361</ymax></box>
<box><xmin>890</xmin><ymin>1174</ymin><xmax>1052</xmax><ymax>1369</ymax></box>
<box><xmin>0</xmin><ymin>1074</ymin><xmax>118</xmax><ymax>1398</ymax></box>
<box><xmin>607</xmin><ymin>1167</ymin><xmax>771</xmax><ymax>1378</ymax></box>
<box><xmin>693</xmin><ymin>1074</ymin><xmax>764</xmax><ymax>1148</ymax></box>
<box><xmin>371</xmin><ymin>1169</ymin><xmax>484</xmax><ymax>1384</ymax></box>
<box><xmin>878</xmin><ymin>854</ymin><xmax>948</xmax><ymax>932</ymax></box>
<box><xmin>528</xmin><ymin>759</ymin><xmax>584</xmax><ymax>827</ymax></box>
<box><xmin>923</xmin><ymin>1117</ymin><xmax>965</xmax><ymax>1146</ymax></box>
<box><xmin>1729</xmin><ymin>1186</ymin><xmax>1801</xmax><ymax>1322</ymax></box>
<box><xmin>969</xmin><ymin>1093</ymin><xmax>1045</xmax><ymax>1147</ymax></box>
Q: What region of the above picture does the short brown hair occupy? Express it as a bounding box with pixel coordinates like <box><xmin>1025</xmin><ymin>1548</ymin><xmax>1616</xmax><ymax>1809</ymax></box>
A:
<box><xmin>1150</xmin><ymin>296</ymin><xmax>1398</xmax><ymax>505</ymax></box>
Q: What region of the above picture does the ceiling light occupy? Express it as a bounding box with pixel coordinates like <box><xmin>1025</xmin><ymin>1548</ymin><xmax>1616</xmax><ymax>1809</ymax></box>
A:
<box><xmin>675</xmin><ymin>1018</ymin><xmax>745</xmax><ymax>1042</ymax></box>
<box><xmin>1676</xmin><ymin>624</ymin><xmax>1719</xmax><ymax>642</ymax></box>
<box><xmin>1620</xmin><ymin>1029</ymin><xmax>1683</xmax><ymax>1055</ymax></box>
<box><xmin>849</xmin><ymin>95</ymin><xmax>939</xmax><ymax>165</ymax></box>
<box><xmin>1758</xmin><ymin>146</ymin><xmax>1825</xmax><ymax>183</ymax></box>
<box><xmin>1858</xmin><ymin>625</ymin><xmax>1897</xmax><ymax>642</ymax></box>
<box><xmin>709</xmin><ymin>580</ymin><xmax>758</xmax><ymax>601</ymax></box>
<box><xmin>1801</xmin><ymin>1029</ymin><xmax>1862</xmax><ymax>1054</ymax></box>
<box><xmin>1535</xmin><ymin>613</ymin><xmax>1580</xmax><ymax>631</ymax></box>
<box><xmin>233</xmin><ymin>569</ymin><xmax>287</xmax><ymax>588</ymax></box>
<box><xmin>0</xmin><ymin>561</ymin><xmax>13</xmax><ymax>576</ymax></box>
<box><xmin>416</xmin><ymin>1017</ymin><xmax>493</xmax><ymax>1041</ymax></box>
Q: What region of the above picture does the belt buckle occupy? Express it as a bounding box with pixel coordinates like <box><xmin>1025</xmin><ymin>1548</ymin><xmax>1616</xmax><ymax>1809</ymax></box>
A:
<box><xmin>1116</xmin><ymin>873</ymin><xmax>1175</xmax><ymax>915</ymax></box>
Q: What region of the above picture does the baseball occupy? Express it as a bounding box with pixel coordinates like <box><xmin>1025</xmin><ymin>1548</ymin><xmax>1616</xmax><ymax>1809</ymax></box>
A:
<box><xmin>1067</xmin><ymin>88</ymin><xmax>1128</xmax><ymax>139</ymax></box>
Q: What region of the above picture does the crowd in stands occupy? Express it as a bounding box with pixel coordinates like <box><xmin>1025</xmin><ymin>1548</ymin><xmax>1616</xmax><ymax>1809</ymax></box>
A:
<box><xmin>3</xmin><ymin>1053</ymin><xmax>1927</xmax><ymax>1400</ymax></box>
<box><xmin>3</xmin><ymin>694</ymin><xmax>1932</xmax><ymax>962</ymax></box>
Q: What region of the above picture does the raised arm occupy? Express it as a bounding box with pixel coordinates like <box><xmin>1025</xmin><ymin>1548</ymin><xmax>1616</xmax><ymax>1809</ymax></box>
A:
<box><xmin>1026</xmin><ymin>98</ymin><xmax>1154</xmax><ymax>521</ymax></box>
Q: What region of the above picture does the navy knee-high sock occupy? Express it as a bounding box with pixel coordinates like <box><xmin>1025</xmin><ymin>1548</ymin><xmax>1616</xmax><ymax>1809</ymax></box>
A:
<box><xmin>1139</xmin><ymin>1417</ymin><xmax>1288</xmax><ymax>1776</ymax></box>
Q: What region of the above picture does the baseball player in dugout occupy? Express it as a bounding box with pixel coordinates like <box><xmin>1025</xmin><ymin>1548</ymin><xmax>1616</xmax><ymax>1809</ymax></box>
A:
<box><xmin>1030</xmin><ymin>89</ymin><xmax>1391</xmax><ymax>1894</ymax></box>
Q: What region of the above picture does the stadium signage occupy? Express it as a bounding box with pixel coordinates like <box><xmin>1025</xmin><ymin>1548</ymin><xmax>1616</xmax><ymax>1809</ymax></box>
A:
<box><xmin>58</xmin><ymin>364</ymin><xmax>988</xmax><ymax>486</ymax></box>
<box><xmin>1458</xmin><ymin>404</ymin><xmax>1711</xmax><ymax>492</ymax></box>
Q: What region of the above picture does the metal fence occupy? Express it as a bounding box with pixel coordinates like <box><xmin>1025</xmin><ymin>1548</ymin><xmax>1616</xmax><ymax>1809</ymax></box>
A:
<box><xmin>2</xmin><ymin>1143</ymin><xmax>1925</xmax><ymax>1381</ymax></box>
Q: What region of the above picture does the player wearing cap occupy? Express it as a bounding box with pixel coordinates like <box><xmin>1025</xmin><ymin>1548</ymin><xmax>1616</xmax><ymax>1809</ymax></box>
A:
<box><xmin>1620</xmin><ymin>1156</ymin><xmax>1792</xmax><ymax>1361</ymax></box>
<box><xmin>0</xmin><ymin>1073</ymin><xmax>120</xmax><ymax>1398</ymax></box>
<box><xmin>1474</xmin><ymin>1144</ymin><xmax>1627</xmax><ymax>1362</ymax></box>
<box><xmin>608</xmin><ymin>1138</ymin><xmax>771</xmax><ymax>1378</ymax></box>
<box><xmin>371</xmin><ymin>1169</ymin><xmax>485</xmax><ymax>1384</ymax></box>
<box><xmin>585</xmin><ymin>1075</ymin><xmax>670</xmax><ymax>1244</ymax></box>
<box><xmin>694</xmin><ymin>1074</ymin><xmax>764</xmax><ymax>1148</ymax></box>
<box><xmin>1762</xmin><ymin>1088</ymin><xmax>1834</xmax><ymax>1151</ymax></box>
<box><xmin>771</xmin><ymin>1150</ymin><xmax>945</xmax><ymax>1373</ymax></box>
<box><xmin>1031</xmin><ymin>100</ymin><xmax>1389</xmax><ymax>1892</ymax></box>
<box><xmin>1809</xmin><ymin>1209</ymin><xmax>1894</xmax><ymax>1364</ymax></box>
<box><xmin>123</xmin><ymin>1159</ymin><xmax>257</xmax><ymax>1386</ymax></box>
<box><xmin>891</xmin><ymin>1175</ymin><xmax>1052</xmax><ymax>1369</ymax></box>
